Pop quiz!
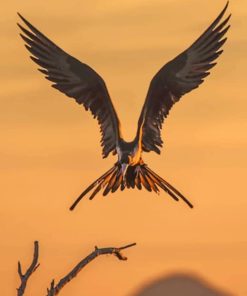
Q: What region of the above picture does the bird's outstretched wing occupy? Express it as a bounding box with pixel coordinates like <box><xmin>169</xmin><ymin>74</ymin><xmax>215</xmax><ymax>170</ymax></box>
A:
<box><xmin>17</xmin><ymin>13</ymin><xmax>121</xmax><ymax>158</ymax></box>
<box><xmin>138</xmin><ymin>2</ymin><xmax>231</xmax><ymax>154</ymax></box>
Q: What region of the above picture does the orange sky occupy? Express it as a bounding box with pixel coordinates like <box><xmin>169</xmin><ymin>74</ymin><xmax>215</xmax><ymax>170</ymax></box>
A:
<box><xmin>1</xmin><ymin>0</ymin><xmax>247</xmax><ymax>295</ymax></box>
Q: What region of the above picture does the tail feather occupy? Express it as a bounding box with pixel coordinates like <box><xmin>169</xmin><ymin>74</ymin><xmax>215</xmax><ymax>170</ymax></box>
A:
<box><xmin>146</xmin><ymin>166</ymin><xmax>193</xmax><ymax>207</ymax></box>
<box><xmin>88</xmin><ymin>180</ymin><xmax>104</xmax><ymax>200</ymax></box>
<box><xmin>90</xmin><ymin>167</ymin><xmax>118</xmax><ymax>199</ymax></box>
<box><xmin>103</xmin><ymin>168</ymin><xmax>118</xmax><ymax>196</ymax></box>
<box><xmin>135</xmin><ymin>171</ymin><xmax>142</xmax><ymax>190</ymax></box>
<box><xmin>69</xmin><ymin>162</ymin><xmax>193</xmax><ymax>210</ymax></box>
<box><xmin>128</xmin><ymin>168</ymin><xmax>136</xmax><ymax>188</ymax></box>
<box><xmin>69</xmin><ymin>166</ymin><xmax>116</xmax><ymax>210</ymax></box>
<box><xmin>111</xmin><ymin>172</ymin><xmax>123</xmax><ymax>193</ymax></box>
<box><xmin>145</xmin><ymin>166</ymin><xmax>193</xmax><ymax>208</ymax></box>
<box><xmin>139</xmin><ymin>169</ymin><xmax>152</xmax><ymax>192</ymax></box>
<box><xmin>144</xmin><ymin>171</ymin><xmax>159</xmax><ymax>194</ymax></box>
<box><xmin>144</xmin><ymin>168</ymin><xmax>180</xmax><ymax>202</ymax></box>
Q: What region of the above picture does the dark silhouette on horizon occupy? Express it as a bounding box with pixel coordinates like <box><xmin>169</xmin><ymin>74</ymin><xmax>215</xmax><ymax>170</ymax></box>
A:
<box><xmin>132</xmin><ymin>273</ymin><xmax>233</xmax><ymax>296</ymax></box>
<box><xmin>17</xmin><ymin>2</ymin><xmax>230</xmax><ymax>210</ymax></box>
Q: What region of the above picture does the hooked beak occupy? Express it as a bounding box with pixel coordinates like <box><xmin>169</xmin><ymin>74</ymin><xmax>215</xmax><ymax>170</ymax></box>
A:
<box><xmin>121</xmin><ymin>163</ymin><xmax>129</xmax><ymax>181</ymax></box>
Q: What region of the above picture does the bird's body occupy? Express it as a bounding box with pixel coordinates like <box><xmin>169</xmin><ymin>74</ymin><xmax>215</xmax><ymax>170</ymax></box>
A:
<box><xmin>17</xmin><ymin>2</ymin><xmax>231</xmax><ymax>210</ymax></box>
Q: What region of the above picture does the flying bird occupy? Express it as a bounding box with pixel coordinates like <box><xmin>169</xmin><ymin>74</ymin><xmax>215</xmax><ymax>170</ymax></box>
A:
<box><xmin>17</xmin><ymin>2</ymin><xmax>230</xmax><ymax>210</ymax></box>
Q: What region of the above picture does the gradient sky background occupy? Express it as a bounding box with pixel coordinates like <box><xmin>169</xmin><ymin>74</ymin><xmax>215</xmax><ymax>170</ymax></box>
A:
<box><xmin>1</xmin><ymin>0</ymin><xmax>246</xmax><ymax>295</ymax></box>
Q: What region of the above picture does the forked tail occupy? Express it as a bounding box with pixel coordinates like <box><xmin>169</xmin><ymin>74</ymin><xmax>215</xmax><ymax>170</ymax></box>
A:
<box><xmin>70</xmin><ymin>163</ymin><xmax>193</xmax><ymax>210</ymax></box>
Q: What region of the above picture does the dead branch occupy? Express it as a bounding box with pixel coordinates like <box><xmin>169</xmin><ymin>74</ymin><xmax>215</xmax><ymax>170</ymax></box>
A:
<box><xmin>16</xmin><ymin>241</ymin><xmax>136</xmax><ymax>295</ymax></box>
<box><xmin>17</xmin><ymin>241</ymin><xmax>40</xmax><ymax>296</ymax></box>
<box><xmin>46</xmin><ymin>242</ymin><xmax>136</xmax><ymax>295</ymax></box>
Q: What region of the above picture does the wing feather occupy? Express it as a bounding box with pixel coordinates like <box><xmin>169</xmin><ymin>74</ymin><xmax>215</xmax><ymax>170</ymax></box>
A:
<box><xmin>18</xmin><ymin>13</ymin><xmax>121</xmax><ymax>158</ymax></box>
<box><xmin>138</xmin><ymin>2</ymin><xmax>230</xmax><ymax>154</ymax></box>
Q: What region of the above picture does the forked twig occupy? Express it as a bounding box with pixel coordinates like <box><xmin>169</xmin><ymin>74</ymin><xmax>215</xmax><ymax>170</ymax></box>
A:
<box><xmin>17</xmin><ymin>241</ymin><xmax>40</xmax><ymax>296</ymax></box>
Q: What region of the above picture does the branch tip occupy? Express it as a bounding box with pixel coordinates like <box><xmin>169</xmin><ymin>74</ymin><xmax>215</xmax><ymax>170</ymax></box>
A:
<box><xmin>17</xmin><ymin>241</ymin><xmax>40</xmax><ymax>296</ymax></box>
<box><xmin>119</xmin><ymin>242</ymin><xmax>137</xmax><ymax>250</ymax></box>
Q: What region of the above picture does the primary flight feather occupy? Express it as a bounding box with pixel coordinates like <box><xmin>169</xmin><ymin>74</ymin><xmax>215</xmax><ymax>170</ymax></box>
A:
<box><xmin>17</xmin><ymin>2</ymin><xmax>231</xmax><ymax>210</ymax></box>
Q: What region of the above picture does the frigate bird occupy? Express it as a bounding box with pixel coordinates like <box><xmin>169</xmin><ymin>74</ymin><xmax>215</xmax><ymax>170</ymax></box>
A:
<box><xmin>17</xmin><ymin>2</ymin><xmax>230</xmax><ymax>210</ymax></box>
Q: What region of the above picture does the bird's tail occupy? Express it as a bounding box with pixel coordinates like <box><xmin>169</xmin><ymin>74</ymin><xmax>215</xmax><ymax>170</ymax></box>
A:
<box><xmin>135</xmin><ymin>164</ymin><xmax>193</xmax><ymax>208</ymax></box>
<box><xmin>69</xmin><ymin>163</ymin><xmax>193</xmax><ymax>210</ymax></box>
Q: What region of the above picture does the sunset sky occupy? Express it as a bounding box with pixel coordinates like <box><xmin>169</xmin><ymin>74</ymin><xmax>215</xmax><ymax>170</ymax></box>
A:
<box><xmin>1</xmin><ymin>0</ymin><xmax>247</xmax><ymax>295</ymax></box>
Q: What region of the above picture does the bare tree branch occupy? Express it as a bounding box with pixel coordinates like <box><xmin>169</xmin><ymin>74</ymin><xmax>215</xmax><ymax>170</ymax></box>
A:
<box><xmin>16</xmin><ymin>241</ymin><xmax>136</xmax><ymax>295</ymax></box>
<box><xmin>46</xmin><ymin>242</ymin><xmax>137</xmax><ymax>296</ymax></box>
<box><xmin>17</xmin><ymin>241</ymin><xmax>40</xmax><ymax>296</ymax></box>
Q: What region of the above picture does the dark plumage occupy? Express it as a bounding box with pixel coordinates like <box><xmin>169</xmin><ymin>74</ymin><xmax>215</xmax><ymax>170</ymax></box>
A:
<box><xmin>17</xmin><ymin>2</ymin><xmax>231</xmax><ymax>210</ymax></box>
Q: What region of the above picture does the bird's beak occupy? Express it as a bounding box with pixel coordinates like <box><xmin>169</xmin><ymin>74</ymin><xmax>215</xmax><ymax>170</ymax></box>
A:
<box><xmin>121</xmin><ymin>163</ymin><xmax>129</xmax><ymax>179</ymax></box>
